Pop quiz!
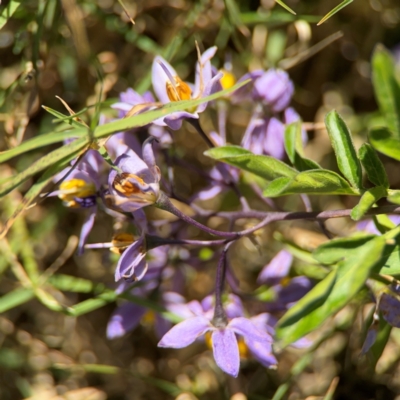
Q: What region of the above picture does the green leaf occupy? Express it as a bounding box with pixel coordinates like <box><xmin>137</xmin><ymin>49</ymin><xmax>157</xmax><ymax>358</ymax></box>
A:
<box><xmin>263</xmin><ymin>169</ymin><xmax>359</xmax><ymax>197</ymax></box>
<box><xmin>388</xmin><ymin>190</ymin><xmax>400</xmax><ymax>205</ymax></box>
<box><xmin>350</xmin><ymin>186</ymin><xmax>387</xmax><ymax>221</ymax></box>
<box><xmin>369</xmin><ymin>127</ymin><xmax>400</xmax><ymax>161</ymax></box>
<box><xmin>313</xmin><ymin>235</ymin><xmax>375</xmax><ymax>265</ymax></box>
<box><xmin>0</xmin><ymin>288</ymin><xmax>34</xmax><ymax>313</ymax></box>
<box><xmin>0</xmin><ymin>0</ymin><xmax>21</xmax><ymax>30</ymax></box>
<box><xmin>274</xmin><ymin>0</ymin><xmax>296</xmax><ymax>15</ymax></box>
<box><xmin>372</xmin><ymin>44</ymin><xmax>400</xmax><ymax>138</ymax></box>
<box><xmin>48</xmin><ymin>274</ymin><xmax>105</xmax><ymax>293</ymax></box>
<box><xmin>0</xmin><ymin>138</ymin><xmax>87</xmax><ymax>197</ymax></box>
<box><xmin>317</xmin><ymin>0</ymin><xmax>353</xmax><ymax>26</ymax></box>
<box><xmin>204</xmin><ymin>146</ymin><xmax>297</xmax><ymax>181</ymax></box>
<box><xmin>276</xmin><ymin>236</ymin><xmax>386</xmax><ymax>347</ymax></box>
<box><xmin>284</xmin><ymin>122</ymin><xmax>322</xmax><ymax>171</ymax></box>
<box><xmin>358</xmin><ymin>143</ymin><xmax>389</xmax><ymax>188</ymax></box>
<box><xmin>325</xmin><ymin>110</ymin><xmax>363</xmax><ymax>190</ymax></box>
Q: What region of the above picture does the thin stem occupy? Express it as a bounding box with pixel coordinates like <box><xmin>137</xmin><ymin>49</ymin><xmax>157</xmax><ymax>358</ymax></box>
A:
<box><xmin>146</xmin><ymin>235</ymin><xmax>228</xmax><ymax>249</ymax></box>
<box><xmin>212</xmin><ymin>244</ymin><xmax>232</xmax><ymax>326</ymax></box>
<box><xmin>156</xmin><ymin>192</ymin><xmax>239</xmax><ymax>238</ymax></box>
<box><xmin>187</xmin><ymin>118</ymin><xmax>215</xmax><ymax>148</ymax></box>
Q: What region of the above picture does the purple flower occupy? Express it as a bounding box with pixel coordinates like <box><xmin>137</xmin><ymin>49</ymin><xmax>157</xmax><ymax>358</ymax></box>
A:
<box><xmin>233</xmin><ymin>69</ymin><xmax>294</xmax><ymax>113</ymax></box>
<box><xmin>151</xmin><ymin>47</ymin><xmax>222</xmax><ymax>130</ymax></box>
<box><xmin>107</xmin><ymin>139</ymin><xmax>161</xmax><ymax>213</ymax></box>
<box><xmin>158</xmin><ymin>295</ymin><xmax>276</xmax><ymax>377</ymax></box>
<box><xmin>253</xmin><ymin>69</ymin><xmax>294</xmax><ymax>112</ymax></box>
<box><xmin>258</xmin><ymin>250</ymin><xmax>313</xmax><ymax>312</ymax></box>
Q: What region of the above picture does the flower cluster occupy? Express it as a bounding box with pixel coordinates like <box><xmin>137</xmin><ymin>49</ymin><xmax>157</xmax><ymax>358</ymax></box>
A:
<box><xmin>50</xmin><ymin>47</ymin><xmax>316</xmax><ymax>378</ymax></box>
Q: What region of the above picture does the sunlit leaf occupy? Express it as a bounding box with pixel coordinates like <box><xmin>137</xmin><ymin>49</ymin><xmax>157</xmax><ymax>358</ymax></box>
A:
<box><xmin>325</xmin><ymin>110</ymin><xmax>363</xmax><ymax>190</ymax></box>
<box><xmin>276</xmin><ymin>236</ymin><xmax>385</xmax><ymax>347</ymax></box>
<box><xmin>358</xmin><ymin>143</ymin><xmax>389</xmax><ymax>188</ymax></box>
<box><xmin>351</xmin><ymin>186</ymin><xmax>387</xmax><ymax>221</ymax></box>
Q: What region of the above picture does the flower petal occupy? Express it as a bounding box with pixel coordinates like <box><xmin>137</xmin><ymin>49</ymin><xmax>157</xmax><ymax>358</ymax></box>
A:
<box><xmin>380</xmin><ymin>292</ymin><xmax>400</xmax><ymax>327</ymax></box>
<box><xmin>212</xmin><ymin>328</ymin><xmax>240</xmax><ymax>377</ymax></box>
<box><xmin>106</xmin><ymin>302</ymin><xmax>146</xmax><ymax>339</ymax></box>
<box><xmin>115</xmin><ymin>239</ymin><xmax>147</xmax><ymax>282</ymax></box>
<box><xmin>77</xmin><ymin>207</ymin><xmax>97</xmax><ymax>255</ymax></box>
<box><xmin>158</xmin><ymin>316</ymin><xmax>211</xmax><ymax>348</ymax></box>
<box><xmin>152</xmin><ymin>56</ymin><xmax>178</xmax><ymax>104</ymax></box>
<box><xmin>257</xmin><ymin>250</ymin><xmax>293</xmax><ymax>285</ymax></box>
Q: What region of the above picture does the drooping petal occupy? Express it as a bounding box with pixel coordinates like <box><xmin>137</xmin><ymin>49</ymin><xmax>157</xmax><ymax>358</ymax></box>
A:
<box><xmin>257</xmin><ymin>250</ymin><xmax>293</xmax><ymax>286</ymax></box>
<box><xmin>211</xmin><ymin>328</ymin><xmax>240</xmax><ymax>377</ymax></box>
<box><xmin>194</xmin><ymin>46</ymin><xmax>218</xmax><ymax>97</ymax></box>
<box><xmin>152</xmin><ymin>56</ymin><xmax>179</xmax><ymax>104</ymax></box>
<box><xmin>106</xmin><ymin>302</ymin><xmax>147</xmax><ymax>339</ymax></box>
<box><xmin>158</xmin><ymin>316</ymin><xmax>211</xmax><ymax>348</ymax></box>
<box><xmin>142</xmin><ymin>137</ymin><xmax>161</xmax><ymax>182</ymax></box>
<box><xmin>164</xmin><ymin>111</ymin><xmax>199</xmax><ymax>130</ymax></box>
<box><xmin>229</xmin><ymin>317</ymin><xmax>273</xmax><ymax>343</ymax></box>
<box><xmin>115</xmin><ymin>238</ymin><xmax>147</xmax><ymax>282</ymax></box>
<box><xmin>380</xmin><ymin>292</ymin><xmax>400</xmax><ymax>327</ymax></box>
<box><xmin>361</xmin><ymin>322</ymin><xmax>379</xmax><ymax>355</ymax></box>
<box><xmin>77</xmin><ymin>207</ymin><xmax>97</xmax><ymax>255</ymax></box>
<box><xmin>264</xmin><ymin>117</ymin><xmax>286</xmax><ymax>160</ymax></box>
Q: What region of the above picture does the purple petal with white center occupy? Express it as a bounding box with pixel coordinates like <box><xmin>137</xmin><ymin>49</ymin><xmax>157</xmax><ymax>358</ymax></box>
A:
<box><xmin>77</xmin><ymin>207</ymin><xmax>97</xmax><ymax>255</ymax></box>
<box><xmin>211</xmin><ymin>328</ymin><xmax>240</xmax><ymax>377</ymax></box>
<box><xmin>264</xmin><ymin>117</ymin><xmax>286</xmax><ymax>159</ymax></box>
<box><xmin>380</xmin><ymin>292</ymin><xmax>400</xmax><ymax>327</ymax></box>
<box><xmin>106</xmin><ymin>302</ymin><xmax>146</xmax><ymax>339</ymax></box>
<box><xmin>115</xmin><ymin>239</ymin><xmax>147</xmax><ymax>282</ymax></box>
<box><xmin>158</xmin><ymin>316</ymin><xmax>211</xmax><ymax>348</ymax></box>
<box><xmin>258</xmin><ymin>250</ymin><xmax>293</xmax><ymax>286</ymax></box>
<box><xmin>194</xmin><ymin>46</ymin><xmax>217</xmax><ymax>97</ymax></box>
<box><xmin>152</xmin><ymin>56</ymin><xmax>179</xmax><ymax>104</ymax></box>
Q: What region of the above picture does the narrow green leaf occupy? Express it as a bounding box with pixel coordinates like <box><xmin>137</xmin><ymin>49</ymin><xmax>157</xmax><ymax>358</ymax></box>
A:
<box><xmin>350</xmin><ymin>186</ymin><xmax>387</xmax><ymax>221</ymax></box>
<box><xmin>358</xmin><ymin>143</ymin><xmax>389</xmax><ymax>188</ymax></box>
<box><xmin>369</xmin><ymin>127</ymin><xmax>400</xmax><ymax>161</ymax></box>
<box><xmin>263</xmin><ymin>169</ymin><xmax>359</xmax><ymax>197</ymax></box>
<box><xmin>0</xmin><ymin>0</ymin><xmax>21</xmax><ymax>30</ymax></box>
<box><xmin>0</xmin><ymin>288</ymin><xmax>34</xmax><ymax>313</ymax></box>
<box><xmin>313</xmin><ymin>235</ymin><xmax>374</xmax><ymax>265</ymax></box>
<box><xmin>325</xmin><ymin>110</ymin><xmax>363</xmax><ymax>190</ymax></box>
<box><xmin>48</xmin><ymin>274</ymin><xmax>105</xmax><ymax>293</ymax></box>
<box><xmin>317</xmin><ymin>0</ymin><xmax>353</xmax><ymax>26</ymax></box>
<box><xmin>284</xmin><ymin>122</ymin><xmax>322</xmax><ymax>171</ymax></box>
<box><xmin>0</xmin><ymin>138</ymin><xmax>88</xmax><ymax>197</ymax></box>
<box><xmin>34</xmin><ymin>288</ymin><xmax>67</xmax><ymax>312</ymax></box>
<box><xmin>372</xmin><ymin>44</ymin><xmax>400</xmax><ymax>138</ymax></box>
<box><xmin>276</xmin><ymin>236</ymin><xmax>386</xmax><ymax>347</ymax></box>
<box><xmin>274</xmin><ymin>0</ymin><xmax>296</xmax><ymax>15</ymax></box>
<box><xmin>205</xmin><ymin>146</ymin><xmax>297</xmax><ymax>181</ymax></box>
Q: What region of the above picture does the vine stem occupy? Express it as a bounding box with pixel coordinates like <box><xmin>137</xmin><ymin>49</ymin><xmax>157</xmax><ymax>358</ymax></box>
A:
<box><xmin>155</xmin><ymin>192</ymin><xmax>400</xmax><ymax>241</ymax></box>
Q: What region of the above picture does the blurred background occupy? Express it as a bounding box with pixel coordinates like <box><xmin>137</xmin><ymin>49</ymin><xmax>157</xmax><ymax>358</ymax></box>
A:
<box><xmin>1</xmin><ymin>0</ymin><xmax>400</xmax><ymax>399</ymax></box>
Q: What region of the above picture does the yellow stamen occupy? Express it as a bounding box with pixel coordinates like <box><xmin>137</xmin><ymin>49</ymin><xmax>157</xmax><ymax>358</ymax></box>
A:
<box><xmin>280</xmin><ymin>276</ymin><xmax>291</xmax><ymax>287</ymax></box>
<box><xmin>166</xmin><ymin>76</ymin><xmax>192</xmax><ymax>102</ymax></box>
<box><xmin>110</xmin><ymin>233</ymin><xmax>135</xmax><ymax>254</ymax></box>
<box><xmin>142</xmin><ymin>310</ymin><xmax>156</xmax><ymax>325</ymax></box>
<box><xmin>113</xmin><ymin>173</ymin><xmax>146</xmax><ymax>195</ymax></box>
<box><xmin>220</xmin><ymin>69</ymin><xmax>236</xmax><ymax>90</ymax></box>
<box><xmin>58</xmin><ymin>179</ymin><xmax>96</xmax><ymax>207</ymax></box>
